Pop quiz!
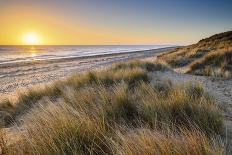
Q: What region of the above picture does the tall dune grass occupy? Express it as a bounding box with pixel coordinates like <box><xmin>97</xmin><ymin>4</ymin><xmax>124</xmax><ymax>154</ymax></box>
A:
<box><xmin>0</xmin><ymin>60</ymin><xmax>225</xmax><ymax>154</ymax></box>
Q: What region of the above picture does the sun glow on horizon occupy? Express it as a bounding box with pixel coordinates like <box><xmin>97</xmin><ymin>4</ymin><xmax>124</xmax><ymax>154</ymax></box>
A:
<box><xmin>23</xmin><ymin>32</ymin><xmax>42</xmax><ymax>45</ymax></box>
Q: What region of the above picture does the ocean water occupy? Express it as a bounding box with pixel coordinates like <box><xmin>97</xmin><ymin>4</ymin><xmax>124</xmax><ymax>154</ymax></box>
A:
<box><xmin>0</xmin><ymin>45</ymin><xmax>170</xmax><ymax>65</ymax></box>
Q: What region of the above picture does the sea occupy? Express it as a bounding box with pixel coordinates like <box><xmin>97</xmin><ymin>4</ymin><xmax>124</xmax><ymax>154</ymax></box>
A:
<box><xmin>0</xmin><ymin>45</ymin><xmax>170</xmax><ymax>65</ymax></box>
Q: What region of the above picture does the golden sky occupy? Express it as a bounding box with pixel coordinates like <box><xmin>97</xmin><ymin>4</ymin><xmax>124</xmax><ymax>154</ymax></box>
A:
<box><xmin>0</xmin><ymin>1</ymin><xmax>231</xmax><ymax>45</ymax></box>
<box><xmin>0</xmin><ymin>10</ymin><xmax>178</xmax><ymax>45</ymax></box>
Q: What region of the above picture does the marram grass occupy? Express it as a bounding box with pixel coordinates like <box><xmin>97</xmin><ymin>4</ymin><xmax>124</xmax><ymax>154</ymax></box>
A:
<box><xmin>0</xmin><ymin>60</ymin><xmax>225</xmax><ymax>154</ymax></box>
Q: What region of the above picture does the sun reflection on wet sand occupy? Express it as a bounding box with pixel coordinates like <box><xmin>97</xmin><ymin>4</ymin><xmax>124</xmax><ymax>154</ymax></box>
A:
<box><xmin>28</xmin><ymin>47</ymin><xmax>39</xmax><ymax>60</ymax></box>
<box><xmin>31</xmin><ymin>52</ymin><xmax>37</xmax><ymax>57</ymax></box>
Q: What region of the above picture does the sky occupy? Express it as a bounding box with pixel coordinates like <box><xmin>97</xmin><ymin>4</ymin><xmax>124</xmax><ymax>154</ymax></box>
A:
<box><xmin>0</xmin><ymin>0</ymin><xmax>232</xmax><ymax>45</ymax></box>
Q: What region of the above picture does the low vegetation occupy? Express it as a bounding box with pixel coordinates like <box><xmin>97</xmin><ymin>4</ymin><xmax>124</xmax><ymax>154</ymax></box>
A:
<box><xmin>0</xmin><ymin>60</ymin><xmax>226</xmax><ymax>154</ymax></box>
<box><xmin>158</xmin><ymin>31</ymin><xmax>232</xmax><ymax>77</ymax></box>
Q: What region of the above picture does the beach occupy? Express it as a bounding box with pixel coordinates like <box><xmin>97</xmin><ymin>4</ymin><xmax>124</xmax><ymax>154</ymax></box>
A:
<box><xmin>0</xmin><ymin>47</ymin><xmax>171</xmax><ymax>96</ymax></box>
<box><xmin>1</xmin><ymin>0</ymin><xmax>231</xmax><ymax>153</ymax></box>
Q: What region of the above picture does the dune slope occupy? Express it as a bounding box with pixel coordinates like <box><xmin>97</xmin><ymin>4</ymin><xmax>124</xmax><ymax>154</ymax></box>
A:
<box><xmin>158</xmin><ymin>31</ymin><xmax>232</xmax><ymax>77</ymax></box>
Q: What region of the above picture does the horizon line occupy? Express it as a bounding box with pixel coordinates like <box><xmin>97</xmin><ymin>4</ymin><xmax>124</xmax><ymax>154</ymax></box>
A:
<box><xmin>0</xmin><ymin>44</ymin><xmax>181</xmax><ymax>46</ymax></box>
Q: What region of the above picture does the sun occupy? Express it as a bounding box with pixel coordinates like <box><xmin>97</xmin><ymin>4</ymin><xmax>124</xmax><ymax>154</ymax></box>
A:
<box><xmin>23</xmin><ymin>32</ymin><xmax>41</xmax><ymax>45</ymax></box>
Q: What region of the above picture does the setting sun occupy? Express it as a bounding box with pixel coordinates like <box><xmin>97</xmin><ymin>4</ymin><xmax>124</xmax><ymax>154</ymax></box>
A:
<box><xmin>23</xmin><ymin>32</ymin><xmax>41</xmax><ymax>45</ymax></box>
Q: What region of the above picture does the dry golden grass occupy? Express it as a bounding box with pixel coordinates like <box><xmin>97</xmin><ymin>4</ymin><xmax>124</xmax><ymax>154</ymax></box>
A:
<box><xmin>116</xmin><ymin>129</ymin><xmax>224</xmax><ymax>155</ymax></box>
<box><xmin>0</xmin><ymin>60</ymin><xmax>226</xmax><ymax>154</ymax></box>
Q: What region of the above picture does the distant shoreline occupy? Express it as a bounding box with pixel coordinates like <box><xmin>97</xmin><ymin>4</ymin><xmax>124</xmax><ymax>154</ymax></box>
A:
<box><xmin>0</xmin><ymin>47</ymin><xmax>175</xmax><ymax>68</ymax></box>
